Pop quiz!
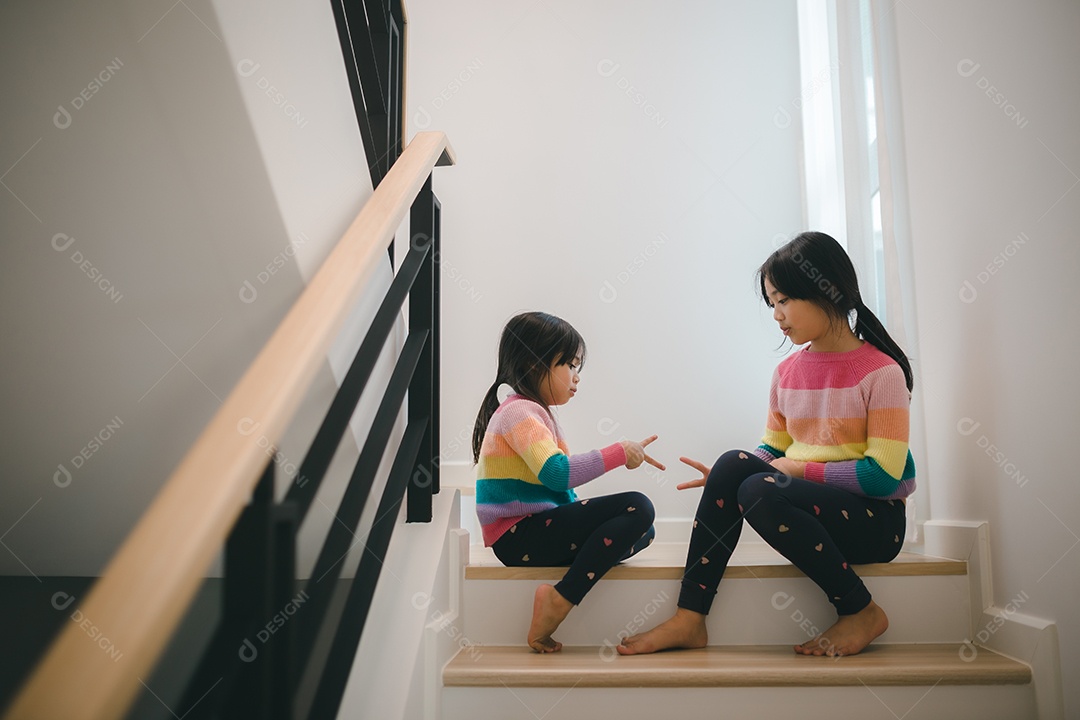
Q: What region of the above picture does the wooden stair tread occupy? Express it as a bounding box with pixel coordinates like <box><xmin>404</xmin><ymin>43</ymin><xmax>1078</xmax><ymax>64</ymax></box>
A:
<box><xmin>443</xmin><ymin>644</ymin><xmax>1029</xmax><ymax>688</ymax></box>
<box><xmin>466</xmin><ymin>543</ymin><xmax>965</xmax><ymax>580</ymax></box>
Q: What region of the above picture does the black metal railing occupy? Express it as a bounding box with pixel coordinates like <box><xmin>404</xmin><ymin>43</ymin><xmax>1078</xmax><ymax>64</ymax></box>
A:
<box><xmin>331</xmin><ymin>0</ymin><xmax>406</xmax><ymax>190</ymax></box>
<box><xmin>3</xmin><ymin>2</ymin><xmax>440</xmax><ymax>717</ymax></box>
<box><xmin>165</xmin><ymin>178</ymin><xmax>442</xmax><ymax>720</ymax></box>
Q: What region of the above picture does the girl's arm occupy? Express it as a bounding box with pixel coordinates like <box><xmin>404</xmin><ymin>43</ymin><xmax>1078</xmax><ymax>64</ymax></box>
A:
<box><xmin>497</xmin><ymin>400</ymin><xmax>626</xmax><ymax>492</ymax></box>
<box><xmin>753</xmin><ymin>366</ymin><xmax>792</xmax><ymax>463</ymax></box>
<box><xmin>802</xmin><ymin>364</ymin><xmax>915</xmax><ymax>498</ymax></box>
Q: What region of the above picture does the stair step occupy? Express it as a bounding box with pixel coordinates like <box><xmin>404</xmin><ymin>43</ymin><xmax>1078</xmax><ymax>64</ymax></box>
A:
<box><xmin>443</xmin><ymin>643</ymin><xmax>1030</xmax><ymax>688</ymax></box>
<box><xmin>466</xmin><ymin>543</ymin><xmax>964</xmax><ymax>580</ymax></box>
<box><xmin>441</xmin><ymin>644</ymin><xmax>1035</xmax><ymax>720</ymax></box>
<box><xmin>462</xmin><ymin>543</ymin><xmax>971</xmax><ymax>646</ymax></box>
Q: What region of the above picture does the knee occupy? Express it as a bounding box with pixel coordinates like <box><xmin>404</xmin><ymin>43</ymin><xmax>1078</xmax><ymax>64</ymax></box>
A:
<box><xmin>736</xmin><ymin>474</ymin><xmax>779</xmax><ymax>508</ymax></box>
<box><xmin>712</xmin><ymin>449</ymin><xmax>752</xmax><ymax>473</ymax></box>
<box><xmin>624</xmin><ymin>491</ymin><xmax>655</xmax><ymax>525</ymax></box>
<box><xmin>707</xmin><ymin>449</ymin><xmax>762</xmax><ymax>487</ymax></box>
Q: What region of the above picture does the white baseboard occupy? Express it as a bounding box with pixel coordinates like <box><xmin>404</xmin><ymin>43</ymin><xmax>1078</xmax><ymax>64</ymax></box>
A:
<box><xmin>423</xmin><ymin>526</ymin><xmax>470</xmax><ymax>720</ymax></box>
<box><xmin>335</xmin><ymin>489</ymin><xmax>463</xmax><ymax>720</ymax></box>
<box><xmin>924</xmin><ymin>519</ymin><xmax>1064</xmax><ymax>720</ymax></box>
<box><xmin>440</xmin><ymin>461</ymin><xmax>474</xmax><ymax>495</ymax></box>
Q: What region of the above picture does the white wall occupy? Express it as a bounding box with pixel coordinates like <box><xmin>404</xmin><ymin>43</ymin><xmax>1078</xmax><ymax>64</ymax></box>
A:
<box><xmin>406</xmin><ymin>0</ymin><xmax>805</xmax><ymax>524</ymax></box>
<box><xmin>209</xmin><ymin>0</ymin><xmax>404</xmax><ymax>580</ymax></box>
<box><xmin>0</xmin><ymin>0</ymin><xmax>394</xmax><ymax>580</ymax></box>
<box><xmin>888</xmin><ymin>0</ymin><xmax>1080</xmax><ymax>714</ymax></box>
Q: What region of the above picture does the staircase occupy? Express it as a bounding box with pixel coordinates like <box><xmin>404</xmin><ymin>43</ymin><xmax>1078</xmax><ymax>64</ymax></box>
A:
<box><xmin>439</xmin><ymin>538</ymin><xmax>1036</xmax><ymax>720</ymax></box>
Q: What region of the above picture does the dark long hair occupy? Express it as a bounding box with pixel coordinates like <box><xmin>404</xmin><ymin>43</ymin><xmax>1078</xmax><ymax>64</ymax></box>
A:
<box><xmin>472</xmin><ymin>312</ymin><xmax>586</xmax><ymax>462</ymax></box>
<box><xmin>758</xmin><ymin>232</ymin><xmax>913</xmax><ymax>391</ymax></box>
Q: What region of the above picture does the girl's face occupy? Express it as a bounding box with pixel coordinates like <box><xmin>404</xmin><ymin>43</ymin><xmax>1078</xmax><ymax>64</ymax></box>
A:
<box><xmin>763</xmin><ymin>277</ymin><xmax>834</xmax><ymax>349</ymax></box>
<box><xmin>539</xmin><ymin>351</ymin><xmax>582</xmax><ymax>406</ymax></box>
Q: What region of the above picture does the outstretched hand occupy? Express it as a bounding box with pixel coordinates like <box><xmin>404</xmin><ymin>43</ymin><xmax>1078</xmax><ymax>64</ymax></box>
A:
<box><xmin>621</xmin><ymin>435</ymin><xmax>666</xmax><ymax>471</ymax></box>
<box><xmin>676</xmin><ymin>457</ymin><xmax>711</xmax><ymax>490</ymax></box>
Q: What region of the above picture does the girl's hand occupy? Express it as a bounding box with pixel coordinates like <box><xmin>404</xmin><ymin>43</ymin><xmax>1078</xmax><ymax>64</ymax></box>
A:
<box><xmin>676</xmin><ymin>457</ymin><xmax>710</xmax><ymax>490</ymax></box>
<box><xmin>770</xmin><ymin>457</ymin><xmax>806</xmax><ymax>478</ymax></box>
<box><xmin>621</xmin><ymin>435</ymin><xmax>666</xmax><ymax>471</ymax></box>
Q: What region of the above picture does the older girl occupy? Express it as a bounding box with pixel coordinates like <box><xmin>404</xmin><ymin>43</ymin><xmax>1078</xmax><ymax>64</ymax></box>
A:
<box><xmin>619</xmin><ymin>232</ymin><xmax>915</xmax><ymax>657</ymax></box>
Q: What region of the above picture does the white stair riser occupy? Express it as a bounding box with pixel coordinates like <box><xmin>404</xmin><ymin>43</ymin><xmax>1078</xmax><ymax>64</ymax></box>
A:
<box><xmin>463</xmin><ymin>574</ymin><xmax>970</xmax><ymax>646</ymax></box>
<box><xmin>442</xmin><ymin>684</ymin><xmax>1035</xmax><ymax>720</ymax></box>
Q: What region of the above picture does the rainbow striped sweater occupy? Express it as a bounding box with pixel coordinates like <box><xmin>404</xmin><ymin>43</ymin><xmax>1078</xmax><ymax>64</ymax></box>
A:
<box><xmin>753</xmin><ymin>342</ymin><xmax>916</xmax><ymax>499</ymax></box>
<box><xmin>475</xmin><ymin>395</ymin><xmax>628</xmax><ymax>546</ymax></box>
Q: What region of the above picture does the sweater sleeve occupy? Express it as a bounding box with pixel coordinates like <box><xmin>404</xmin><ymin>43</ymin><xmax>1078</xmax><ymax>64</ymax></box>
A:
<box><xmin>754</xmin><ymin>366</ymin><xmax>791</xmax><ymax>463</ymax></box>
<box><xmin>499</xmin><ymin>400</ymin><xmax>627</xmax><ymax>492</ymax></box>
<box><xmin>803</xmin><ymin>363</ymin><xmax>915</xmax><ymax>498</ymax></box>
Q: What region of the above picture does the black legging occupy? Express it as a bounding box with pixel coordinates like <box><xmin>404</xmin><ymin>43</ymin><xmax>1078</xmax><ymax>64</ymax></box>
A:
<box><xmin>680</xmin><ymin>450</ymin><xmax>905</xmax><ymax>616</ymax></box>
<box><xmin>492</xmin><ymin>491</ymin><xmax>656</xmax><ymax>606</ymax></box>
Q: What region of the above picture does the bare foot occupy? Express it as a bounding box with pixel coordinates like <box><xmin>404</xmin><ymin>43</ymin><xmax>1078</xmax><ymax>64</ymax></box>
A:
<box><xmin>616</xmin><ymin>608</ymin><xmax>708</xmax><ymax>655</ymax></box>
<box><xmin>528</xmin><ymin>584</ymin><xmax>573</xmax><ymax>653</ymax></box>
<box><xmin>794</xmin><ymin>600</ymin><xmax>889</xmax><ymax>657</ymax></box>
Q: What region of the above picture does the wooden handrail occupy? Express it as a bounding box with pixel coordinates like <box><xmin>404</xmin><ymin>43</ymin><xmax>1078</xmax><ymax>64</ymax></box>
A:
<box><xmin>5</xmin><ymin>132</ymin><xmax>455</xmax><ymax>720</ymax></box>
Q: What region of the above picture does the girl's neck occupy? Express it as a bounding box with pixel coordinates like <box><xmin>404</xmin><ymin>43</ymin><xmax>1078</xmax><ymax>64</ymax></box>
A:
<box><xmin>807</xmin><ymin>328</ymin><xmax>864</xmax><ymax>353</ymax></box>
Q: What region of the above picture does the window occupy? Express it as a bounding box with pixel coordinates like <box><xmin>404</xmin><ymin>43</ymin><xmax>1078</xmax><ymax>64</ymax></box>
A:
<box><xmin>795</xmin><ymin>0</ymin><xmax>927</xmax><ymax>536</ymax></box>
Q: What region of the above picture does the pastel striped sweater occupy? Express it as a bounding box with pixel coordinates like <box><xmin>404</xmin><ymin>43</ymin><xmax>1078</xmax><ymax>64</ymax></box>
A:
<box><xmin>475</xmin><ymin>395</ymin><xmax>627</xmax><ymax>546</ymax></box>
<box><xmin>753</xmin><ymin>342</ymin><xmax>916</xmax><ymax>499</ymax></box>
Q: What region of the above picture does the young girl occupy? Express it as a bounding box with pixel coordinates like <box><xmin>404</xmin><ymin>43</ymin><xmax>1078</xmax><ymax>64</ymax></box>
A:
<box><xmin>473</xmin><ymin>311</ymin><xmax>663</xmax><ymax>653</ymax></box>
<box><xmin>619</xmin><ymin>232</ymin><xmax>915</xmax><ymax>658</ymax></box>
